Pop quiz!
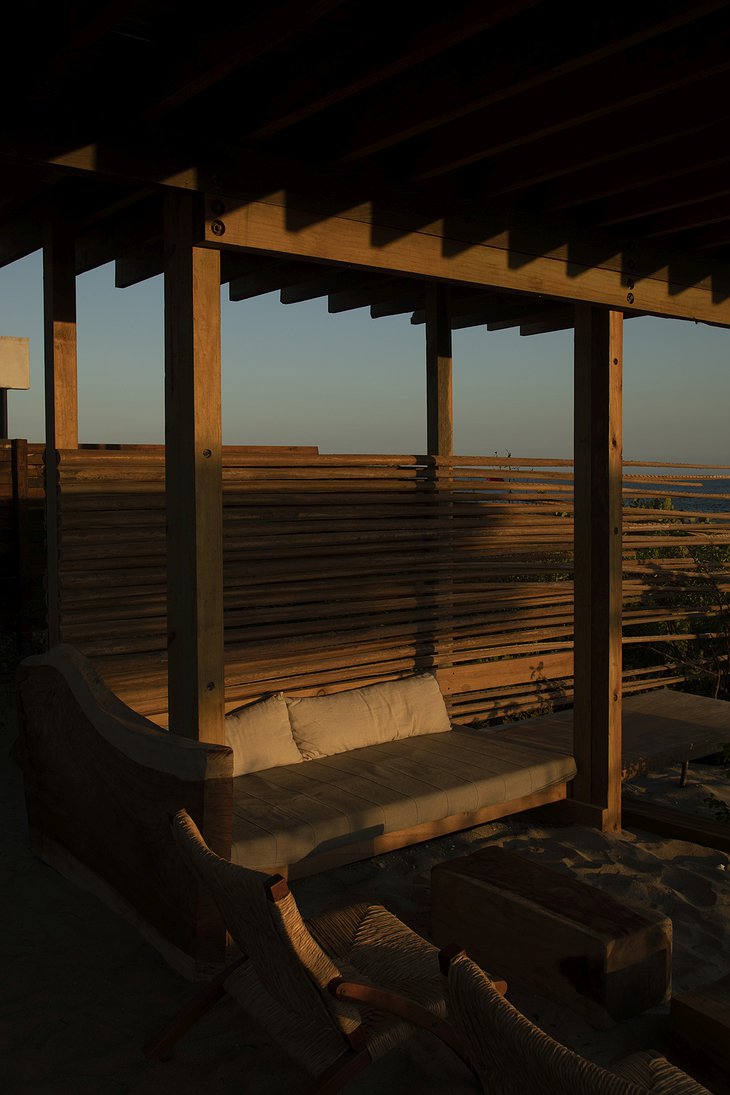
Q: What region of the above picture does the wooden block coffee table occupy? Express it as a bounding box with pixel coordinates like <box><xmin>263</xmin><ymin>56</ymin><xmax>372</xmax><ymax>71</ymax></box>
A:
<box><xmin>431</xmin><ymin>846</ymin><xmax>672</xmax><ymax>1028</ymax></box>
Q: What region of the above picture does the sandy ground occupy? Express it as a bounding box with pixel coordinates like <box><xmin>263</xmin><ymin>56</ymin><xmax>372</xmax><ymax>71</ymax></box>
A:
<box><xmin>2</xmin><ymin>677</ymin><xmax>730</xmax><ymax>1094</ymax></box>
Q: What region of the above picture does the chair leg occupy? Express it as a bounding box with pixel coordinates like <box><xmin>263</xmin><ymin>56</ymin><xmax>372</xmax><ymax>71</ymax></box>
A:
<box><xmin>310</xmin><ymin>1048</ymin><xmax>373</xmax><ymax>1095</ymax></box>
<box><xmin>144</xmin><ymin>954</ymin><xmax>248</xmax><ymax>1060</ymax></box>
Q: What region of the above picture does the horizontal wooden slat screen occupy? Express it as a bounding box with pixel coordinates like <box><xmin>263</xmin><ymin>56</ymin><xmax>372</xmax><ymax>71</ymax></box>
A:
<box><xmin>0</xmin><ymin>441</ymin><xmax>13</xmax><ymax>577</ymax></box>
<box><xmin>1</xmin><ymin>440</ymin><xmax>46</xmax><ymax>652</ymax></box>
<box><xmin>53</xmin><ymin>449</ymin><xmax>730</xmax><ymax>727</ymax></box>
<box><xmin>621</xmin><ymin>461</ymin><xmax>730</xmax><ymax>704</ymax></box>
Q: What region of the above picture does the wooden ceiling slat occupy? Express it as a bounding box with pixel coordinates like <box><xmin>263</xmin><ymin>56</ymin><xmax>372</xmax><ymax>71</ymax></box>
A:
<box><xmin>542</xmin><ymin>119</ymin><xmax>730</xmax><ymax>213</ymax></box>
<box><xmin>591</xmin><ymin>165</ymin><xmax>730</xmax><ymax>230</ymax></box>
<box><xmin>280</xmin><ymin>269</ymin><xmax>368</xmax><ymax>304</ymax></box>
<box><xmin>246</xmin><ymin>0</ymin><xmax>541</xmax><ymax>141</ymax></box>
<box><xmin>43</xmin><ymin>1</ymin><xmax>149</xmax><ymax>81</ymax></box>
<box><xmin>407</xmin><ymin>19</ymin><xmax>730</xmax><ymax>181</ymax></box>
<box><xmin>143</xmin><ymin>0</ymin><xmax>347</xmax><ymax>121</ymax></box>
<box><xmin>327</xmin><ymin>277</ymin><xmax>419</xmax><ymax>314</ymax></box>
<box><xmin>329</xmin><ymin>1</ymin><xmax>730</xmax><ymax>165</ymax></box>
<box><xmin>229</xmin><ymin>260</ymin><xmax>318</xmax><ymax>301</ymax></box>
<box><xmin>371</xmin><ymin>293</ymin><xmax>424</xmax><ymax>319</ymax></box>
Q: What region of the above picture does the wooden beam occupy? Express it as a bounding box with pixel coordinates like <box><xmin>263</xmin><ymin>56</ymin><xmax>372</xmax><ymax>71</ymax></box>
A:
<box><xmin>115</xmin><ymin>238</ymin><xmax>163</xmax><ymax>287</ymax></box>
<box><xmin>327</xmin><ymin>277</ymin><xmax>412</xmax><ymax>314</ymax></box>
<box><xmin>164</xmin><ymin>193</ymin><xmax>224</xmax><ymax>744</ymax></box>
<box><xmin>43</xmin><ymin>215</ymin><xmax>79</xmax><ymax>646</ymax></box>
<box><xmin>520</xmin><ymin>310</ymin><xmax>578</xmax><ymax>336</ymax></box>
<box><xmin>75</xmin><ymin>195</ymin><xmax>163</xmax><ymax>275</ymax></box>
<box><xmin>411</xmin><ymin>290</ymin><xmax>522</xmax><ymax>326</ymax></box>
<box><xmin>280</xmin><ymin>269</ymin><xmax>362</xmax><ymax>304</ymax></box>
<box><xmin>10</xmin><ymin>138</ymin><xmax>730</xmax><ymax>325</ymax></box>
<box><xmin>0</xmin><ymin>208</ymin><xmax>43</xmax><ymax>270</ymax></box>
<box><xmin>572</xmin><ymin>306</ymin><xmax>623</xmax><ymax>832</ymax></box>
<box><xmin>202</xmin><ymin>194</ymin><xmax>730</xmax><ymax>326</ymax></box>
<box><xmin>371</xmin><ymin>292</ymin><xmax>424</xmax><ymax>318</ymax></box>
<box><xmin>228</xmin><ymin>259</ymin><xmax>314</xmax><ymax>301</ymax></box>
<box><xmin>425</xmin><ymin>285</ymin><xmax>453</xmax><ymax>456</ymax></box>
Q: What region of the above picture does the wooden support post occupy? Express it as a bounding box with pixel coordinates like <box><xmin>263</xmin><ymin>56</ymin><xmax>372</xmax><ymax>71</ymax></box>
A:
<box><xmin>43</xmin><ymin>216</ymin><xmax>79</xmax><ymax>647</ymax></box>
<box><xmin>425</xmin><ymin>284</ymin><xmax>453</xmax><ymax>456</ymax></box>
<box><xmin>164</xmin><ymin>193</ymin><xmax>225</xmax><ymax>744</ymax></box>
<box><xmin>425</xmin><ymin>284</ymin><xmax>454</xmax><ymax>681</ymax></box>
<box><xmin>573</xmin><ymin>305</ymin><xmax>623</xmax><ymax>832</ymax></box>
<box><xmin>0</xmin><ymin>390</ymin><xmax>7</xmax><ymax>439</ymax></box>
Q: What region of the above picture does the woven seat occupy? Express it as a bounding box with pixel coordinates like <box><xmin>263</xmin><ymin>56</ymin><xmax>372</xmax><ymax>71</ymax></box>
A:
<box><xmin>146</xmin><ymin>810</ymin><xmax>470</xmax><ymax>1092</ymax></box>
<box><xmin>440</xmin><ymin>948</ymin><xmax>713</xmax><ymax>1095</ymax></box>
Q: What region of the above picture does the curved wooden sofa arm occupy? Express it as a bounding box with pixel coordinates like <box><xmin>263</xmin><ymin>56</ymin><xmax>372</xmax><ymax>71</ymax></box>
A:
<box><xmin>16</xmin><ymin>644</ymin><xmax>234</xmax><ymax>978</ymax></box>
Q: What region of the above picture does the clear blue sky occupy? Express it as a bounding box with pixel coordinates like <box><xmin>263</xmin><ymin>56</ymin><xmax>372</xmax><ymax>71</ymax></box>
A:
<box><xmin>1</xmin><ymin>250</ymin><xmax>728</xmax><ymax>463</ymax></box>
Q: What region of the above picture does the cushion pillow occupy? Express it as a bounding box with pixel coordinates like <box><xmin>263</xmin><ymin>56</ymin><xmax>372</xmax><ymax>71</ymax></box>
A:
<box><xmin>286</xmin><ymin>673</ymin><xmax>451</xmax><ymax>761</ymax></box>
<box><xmin>225</xmin><ymin>693</ymin><xmax>302</xmax><ymax>776</ymax></box>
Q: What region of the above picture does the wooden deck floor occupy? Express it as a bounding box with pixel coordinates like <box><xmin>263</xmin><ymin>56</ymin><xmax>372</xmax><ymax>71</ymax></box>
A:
<box><xmin>488</xmin><ymin>689</ymin><xmax>730</xmax><ymax>780</ymax></box>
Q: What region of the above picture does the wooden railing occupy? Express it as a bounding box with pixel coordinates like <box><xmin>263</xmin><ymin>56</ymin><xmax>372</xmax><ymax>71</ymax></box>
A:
<box><xmin>50</xmin><ymin>449</ymin><xmax>730</xmax><ymax>727</ymax></box>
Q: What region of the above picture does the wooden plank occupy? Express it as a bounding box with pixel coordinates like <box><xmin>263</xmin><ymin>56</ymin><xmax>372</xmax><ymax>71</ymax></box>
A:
<box><xmin>573</xmin><ymin>306</ymin><xmax>623</xmax><ymax>830</ymax></box>
<box><xmin>203</xmin><ymin>194</ymin><xmax>730</xmax><ymax>327</ymax></box>
<box><xmin>437</xmin><ymin>651</ymin><xmax>574</xmax><ymax>694</ymax></box>
<box><xmin>164</xmin><ymin>193</ymin><xmax>225</xmax><ymax>746</ymax></box>
<box><xmin>622</xmin><ymin>800</ymin><xmax>730</xmax><ymax>854</ymax></box>
<box><xmin>425</xmin><ymin>284</ymin><xmax>453</xmax><ymax>456</ymax></box>
<box><xmin>671</xmin><ymin>973</ymin><xmax>730</xmax><ymax>1072</ymax></box>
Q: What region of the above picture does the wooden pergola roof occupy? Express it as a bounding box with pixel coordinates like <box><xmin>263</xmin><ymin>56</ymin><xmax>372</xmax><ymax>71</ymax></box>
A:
<box><xmin>3</xmin><ymin>0</ymin><xmax>730</xmax><ymax>332</ymax></box>
<box><xmin>6</xmin><ymin>2</ymin><xmax>730</xmax><ymax>851</ymax></box>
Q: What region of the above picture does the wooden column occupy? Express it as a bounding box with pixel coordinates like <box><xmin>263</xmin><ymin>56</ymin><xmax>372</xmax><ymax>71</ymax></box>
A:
<box><xmin>573</xmin><ymin>305</ymin><xmax>623</xmax><ymax>832</ymax></box>
<box><xmin>43</xmin><ymin>216</ymin><xmax>79</xmax><ymax>647</ymax></box>
<box><xmin>425</xmin><ymin>284</ymin><xmax>453</xmax><ymax>456</ymax></box>
<box><xmin>164</xmin><ymin>193</ymin><xmax>225</xmax><ymax>744</ymax></box>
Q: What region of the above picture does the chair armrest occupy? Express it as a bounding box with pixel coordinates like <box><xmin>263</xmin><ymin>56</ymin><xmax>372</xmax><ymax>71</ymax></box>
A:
<box><xmin>328</xmin><ymin>976</ymin><xmax>472</xmax><ymax>1069</ymax></box>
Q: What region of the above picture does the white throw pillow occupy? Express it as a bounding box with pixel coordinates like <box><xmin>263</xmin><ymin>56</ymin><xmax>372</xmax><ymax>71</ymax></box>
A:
<box><xmin>225</xmin><ymin>692</ymin><xmax>302</xmax><ymax>776</ymax></box>
<box><xmin>286</xmin><ymin>674</ymin><xmax>451</xmax><ymax>760</ymax></box>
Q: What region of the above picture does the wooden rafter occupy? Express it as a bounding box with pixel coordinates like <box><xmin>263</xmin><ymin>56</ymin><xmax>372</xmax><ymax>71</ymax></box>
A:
<box><xmin>329</xmin><ymin>1</ymin><xmax>730</xmax><ymax>164</ymax></box>
<box><xmin>143</xmin><ymin>0</ymin><xmax>346</xmax><ymax>121</ymax></box>
<box><xmin>407</xmin><ymin>16</ymin><xmax>730</xmax><ymax>181</ymax></box>
<box><xmin>245</xmin><ymin>0</ymin><xmax>541</xmax><ymax>140</ymax></box>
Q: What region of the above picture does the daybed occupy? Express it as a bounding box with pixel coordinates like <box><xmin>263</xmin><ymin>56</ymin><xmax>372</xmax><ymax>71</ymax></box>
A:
<box><xmin>16</xmin><ymin>644</ymin><xmax>576</xmax><ymax>977</ymax></box>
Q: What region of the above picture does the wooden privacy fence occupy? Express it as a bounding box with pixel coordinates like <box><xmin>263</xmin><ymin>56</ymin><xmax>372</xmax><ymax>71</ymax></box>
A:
<box><xmin>51</xmin><ymin>448</ymin><xmax>730</xmax><ymax>727</ymax></box>
<box><xmin>0</xmin><ymin>439</ymin><xmax>46</xmax><ymax>648</ymax></box>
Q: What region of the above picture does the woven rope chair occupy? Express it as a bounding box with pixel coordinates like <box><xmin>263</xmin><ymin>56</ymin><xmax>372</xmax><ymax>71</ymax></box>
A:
<box><xmin>146</xmin><ymin>810</ymin><xmax>471</xmax><ymax>1093</ymax></box>
<box><xmin>439</xmin><ymin>948</ymin><xmax>714</xmax><ymax>1095</ymax></box>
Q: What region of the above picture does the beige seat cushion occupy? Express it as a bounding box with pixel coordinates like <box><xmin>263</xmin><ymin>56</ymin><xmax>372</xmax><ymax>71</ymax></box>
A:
<box><xmin>225</xmin><ymin>693</ymin><xmax>302</xmax><ymax>776</ymax></box>
<box><xmin>286</xmin><ymin>674</ymin><xmax>451</xmax><ymax>760</ymax></box>
<box><xmin>231</xmin><ymin>726</ymin><xmax>577</xmax><ymax>869</ymax></box>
